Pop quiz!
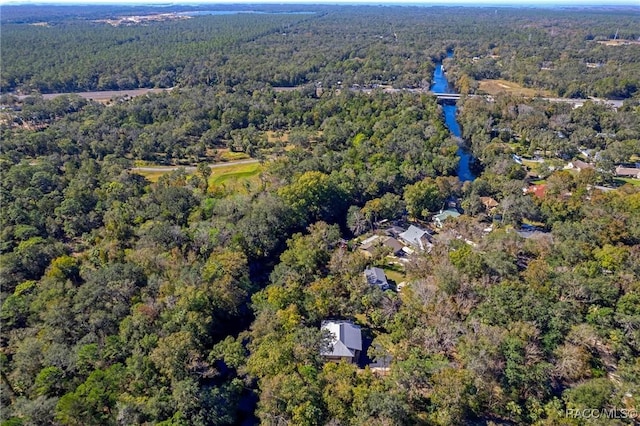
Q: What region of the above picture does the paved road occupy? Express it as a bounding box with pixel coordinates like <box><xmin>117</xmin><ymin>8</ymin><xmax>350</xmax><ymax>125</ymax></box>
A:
<box><xmin>131</xmin><ymin>158</ymin><xmax>260</xmax><ymax>173</ymax></box>
<box><xmin>276</xmin><ymin>85</ymin><xmax>625</xmax><ymax>108</ymax></box>
<box><xmin>14</xmin><ymin>86</ymin><xmax>624</xmax><ymax>109</ymax></box>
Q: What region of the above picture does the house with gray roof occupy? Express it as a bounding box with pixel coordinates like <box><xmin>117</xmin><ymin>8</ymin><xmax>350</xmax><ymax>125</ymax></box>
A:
<box><xmin>360</xmin><ymin>235</ymin><xmax>406</xmax><ymax>257</ymax></box>
<box><xmin>364</xmin><ymin>267</ymin><xmax>389</xmax><ymax>290</ymax></box>
<box><xmin>382</xmin><ymin>237</ymin><xmax>404</xmax><ymax>256</ymax></box>
<box><xmin>321</xmin><ymin>321</ymin><xmax>362</xmax><ymax>363</ymax></box>
<box><xmin>398</xmin><ymin>225</ymin><xmax>433</xmax><ymax>251</ymax></box>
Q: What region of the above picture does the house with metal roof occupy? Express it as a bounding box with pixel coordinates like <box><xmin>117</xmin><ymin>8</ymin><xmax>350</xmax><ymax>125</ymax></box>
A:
<box><xmin>433</xmin><ymin>209</ymin><xmax>461</xmax><ymax>228</ymax></box>
<box><xmin>364</xmin><ymin>267</ymin><xmax>389</xmax><ymax>290</ymax></box>
<box><xmin>321</xmin><ymin>321</ymin><xmax>363</xmax><ymax>363</ymax></box>
<box><xmin>398</xmin><ymin>225</ymin><xmax>432</xmax><ymax>251</ymax></box>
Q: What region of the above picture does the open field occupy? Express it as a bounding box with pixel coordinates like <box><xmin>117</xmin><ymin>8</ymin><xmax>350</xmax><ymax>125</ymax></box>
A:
<box><xmin>210</xmin><ymin>163</ymin><xmax>262</xmax><ymax>186</ymax></box>
<box><xmin>521</xmin><ymin>159</ymin><xmax>545</xmax><ymax>168</ymax></box>
<box><xmin>131</xmin><ymin>160</ymin><xmax>262</xmax><ymax>186</ymax></box>
<box><xmin>219</xmin><ymin>151</ymin><xmax>250</xmax><ymax>162</ymax></box>
<box><xmin>382</xmin><ymin>263</ymin><xmax>406</xmax><ymax>285</ymax></box>
<box><xmin>615</xmin><ymin>178</ymin><xmax>640</xmax><ymax>187</ymax></box>
<box><xmin>134</xmin><ymin>170</ymin><xmax>167</xmax><ymax>182</ymax></box>
<box><xmin>16</xmin><ymin>88</ymin><xmax>172</xmax><ymax>104</ymax></box>
<box><xmin>478</xmin><ymin>79</ymin><xmax>553</xmax><ymax>97</ymax></box>
<box><xmin>597</xmin><ymin>40</ymin><xmax>640</xmax><ymax>46</ymax></box>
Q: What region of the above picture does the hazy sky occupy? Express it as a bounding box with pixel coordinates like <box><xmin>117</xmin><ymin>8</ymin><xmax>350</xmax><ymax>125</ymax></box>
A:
<box><xmin>2</xmin><ymin>0</ymin><xmax>640</xmax><ymax>4</ymax></box>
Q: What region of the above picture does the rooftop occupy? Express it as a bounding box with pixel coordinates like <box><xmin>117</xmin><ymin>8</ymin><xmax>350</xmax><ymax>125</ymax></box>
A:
<box><xmin>399</xmin><ymin>225</ymin><xmax>432</xmax><ymax>251</ymax></box>
<box><xmin>433</xmin><ymin>209</ymin><xmax>461</xmax><ymax>223</ymax></box>
<box><xmin>321</xmin><ymin>321</ymin><xmax>363</xmax><ymax>359</ymax></box>
<box><xmin>364</xmin><ymin>267</ymin><xmax>389</xmax><ymax>289</ymax></box>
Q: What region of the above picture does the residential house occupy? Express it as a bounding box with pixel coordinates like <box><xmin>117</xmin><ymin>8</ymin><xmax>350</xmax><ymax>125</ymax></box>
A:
<box><xmin>433</xmin><ymin>209</ymin><xmax>461</xmax><ymax>228</ymax></box>
<box><xmin>360</xmin><ymin>235</ymin><xmax>405</xmax><ymax>257</ymax></box>
<box><xmin>364</xmin><ymin>267</ymin><xmax>389</xmax><ymax>290</ymax></box>
<box><xmin>359</xmin><ymin>235</ymin><xmax>382</xmax><ymax>257</ymax></box>
<box><xmin>382</xmin><ymin>237</ymin><xmax>404</xmax><ymax>256</ymax></box>
<box><xmin>565</xmin><ymin>160</ymin><xmax>594</xmax><ymax>172</ymax></box>
<box><xmin>615</xmin><ymin>166</ymin><xmax>640</xmax><ymax>179</ymax></box>
<box><xmin>321</xmin><ymin>321</ymin><xmax>362</xmax><ymax>363</ymax></box>
<box><xmin>479</xmin><ymin>196</ymin><xmax>499</xmax><ymax>213</ymax></box>
<box><xmin>385</xmin><ymin>225</ymin><xmax>406</xmax><ymax>238</ymax></box>
<box><xmin>578</xmin><ymin>147</ymin><xmax>595</xmax><ymax>159</ymax></box>
<box><xmin>399</xmin><ymin>225</ymin><xmax>433</xmax><ymax>251</ymax></box>
<box><xmin>524</xmin><ymin>184</ymin><xmax>547</xmax><ymax>199</ymax></box>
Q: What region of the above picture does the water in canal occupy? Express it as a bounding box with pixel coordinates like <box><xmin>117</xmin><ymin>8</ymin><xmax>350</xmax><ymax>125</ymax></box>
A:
<box><xmin>431</xmin><ymin>51</ymin><xmax>476</xmax><ymax>181</ymax></box>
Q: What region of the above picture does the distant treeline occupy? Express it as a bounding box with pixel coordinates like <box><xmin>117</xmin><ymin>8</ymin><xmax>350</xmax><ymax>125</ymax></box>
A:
<box><xmin>2</xmin><ymin>5</ymin><xmax>639</xmax><ymax>98</ymax></box>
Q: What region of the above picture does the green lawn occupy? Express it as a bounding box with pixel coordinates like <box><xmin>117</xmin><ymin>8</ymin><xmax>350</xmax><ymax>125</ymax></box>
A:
<box><xmin>521</xmin><ymin>159</ymin><xmax>541</xmax><ymax>169</ymax></box>
<box><xmin>210</xmin><ymin>163</ymin><xmax>261</xmax><ymax>186</ymax></box>
<box><xmin>135</xmin><ymin>170</ymin><xmax>168</xmax><ymax>182</ymax></box>
<box><xmin>132</xmin><ymin>162</ymin><xmax>263</xmax><ymax>188</ymax></box>
<box><xmin>382</xmin><ymin>263</ymin><xmax>406</xmax><ymax>284</ymax></box>
<box><xmin>219</xmin><ymin>151</ymin><xmax>251</xmax><ymax>161</ymax></box>
<box><xmin>615</xmin><ymin>178</ymin><xmax>640</xmax><ymax>187</ymax></box>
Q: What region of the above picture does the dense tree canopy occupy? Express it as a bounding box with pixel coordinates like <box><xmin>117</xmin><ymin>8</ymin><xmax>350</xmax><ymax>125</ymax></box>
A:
<box><xmin>1</xmin><ymin>4</ymin><xmax>640</xmax><ymax>426</ymax></box>
<box><xmin>2</xmin><ymin>5</ymin><xmax>639</xmax><ymax>98</ymax></box>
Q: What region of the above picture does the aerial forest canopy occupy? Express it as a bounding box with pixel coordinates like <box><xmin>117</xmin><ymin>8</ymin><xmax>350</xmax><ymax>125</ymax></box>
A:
<box><xmin>2</xmin><ymin>5</ymin><xmax>639</xmax><ymax>98</ymax></box>
<box><xmin>1</xmin><ymin>4</ymin><xmax>640</xmax><ymax>426</ymax></box>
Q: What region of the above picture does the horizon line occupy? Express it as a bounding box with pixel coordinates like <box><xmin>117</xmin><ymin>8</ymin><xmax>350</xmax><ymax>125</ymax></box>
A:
<box><xmin>2</xmin><ymin>1</ymin><xmax>639</xmax><ymax>5</ymax></box>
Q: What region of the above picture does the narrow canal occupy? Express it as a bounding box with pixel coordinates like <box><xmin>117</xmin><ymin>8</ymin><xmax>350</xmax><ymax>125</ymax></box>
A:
<box><xmin>431</xmin><ymin>51</ymin><xmax>476</xmax><ymax>181</ymax></box>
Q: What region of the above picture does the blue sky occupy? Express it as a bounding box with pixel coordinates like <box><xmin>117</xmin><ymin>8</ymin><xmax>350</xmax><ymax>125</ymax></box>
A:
<box><xmin>2</xmin><ymin>0</ymin><xmax>639</xmax><ymax>4</ymax></box>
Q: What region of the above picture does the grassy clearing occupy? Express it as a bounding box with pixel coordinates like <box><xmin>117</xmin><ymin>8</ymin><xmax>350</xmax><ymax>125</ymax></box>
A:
<box><xmin>209</xmin><ymin>163</ymin><xmax>262</xmax><ymax>186</ymax></box>
<box><xmin>382</xmin><ymin>263</ymin><xmax>406</xmax><ymax>284</ymax></box>
<box><xmin>615</xmin><ymin>178</ymin><xmax>640</xmax><ymax>187</ymax></box>
<box><xmin>522</xmin><ymin>159</ymin><xmax>543</xmax><ymax>169</ymax></box>
<box><xmin>133</xmin><ymin>159</ymin><xmax>164</xmax><ymax>167</ymax></box>
<box><xmin>266</xmin><ymin>131</ymin><xmax>290</xmax><ymax>144</ymax></box>
<box><xmin>132</xmin><ymin>162</ymin><xmax>262</xmax><ymax>187</ymax></box>
<box><xmin>219</xmin><ymin>151</ymin><xmax>250</xmax><ymax>161</ymax></box>
<box><xmin>478</xmin><ymin>79</ymin><xmax>553</xmax><ymax>97</ymax></box>
<box><xmin>136</xmin><ymin>170</ymin><xmax>170</xmax><ymax>182</ymax></box>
